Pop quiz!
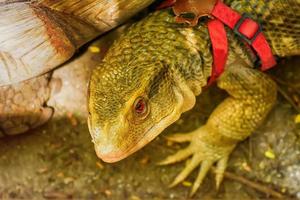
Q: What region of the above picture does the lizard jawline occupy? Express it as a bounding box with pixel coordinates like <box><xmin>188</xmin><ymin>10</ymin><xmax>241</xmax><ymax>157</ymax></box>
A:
<box><xmin>97</xmin><ymin>86</ymin><xmax>187</xmax><ymax>163</ymax></box>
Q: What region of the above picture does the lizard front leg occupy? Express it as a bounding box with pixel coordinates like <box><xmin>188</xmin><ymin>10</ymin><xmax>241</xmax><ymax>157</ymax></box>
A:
<box><xmin>160</xmin><ymin>60</ymin><xmax>277</xmax><ymax>195</ymax></box>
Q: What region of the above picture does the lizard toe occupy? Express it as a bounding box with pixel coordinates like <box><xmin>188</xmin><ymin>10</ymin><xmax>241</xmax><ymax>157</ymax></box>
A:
<box><xmin>158</xmin><ymin>146</ymin><xmax>193</xmax><ymax>165</ymax></box>
<box><xmin>215</xmin><ymin>156</ymin><xmax>229</xmax><ymax>190</ymax></box>
<box><xmin>191</xmin><ymin>160</ymin><xmax>213</xmax><ymax>196</ymax></box>
<box><xmin>169</xmin><ymin>154</ymin><xmax>202</xmax><ymax>188</ymax></box>
<box><xmin>165</xmin><ymin>132</ymin><xmax>194</xmax><ymax>143</ymax></box>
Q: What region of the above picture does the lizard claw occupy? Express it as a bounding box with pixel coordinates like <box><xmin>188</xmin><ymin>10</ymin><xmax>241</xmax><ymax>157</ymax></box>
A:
<box><xmin>160</xmin><ymin>126</ymin><xmax>236</xmax><ymax>196</ymax></box>
<box><xmin>169</xmin><ymin>154</ymin><xmax>203</xmax><ymax>188</ymax></box>
<box><xmin>215</xmin><ymin>156</ymin><xmax>229</xmax><ymax>190</ymax></box>
<box><xmin>190</xmin><ymin>156</ymin><xmax>228</xmax><ymax>196</ymax></box>
<box><xmin>191</xmin><ymin>160</ymin><xmax>213</xmax><ymax>196</ymax></box>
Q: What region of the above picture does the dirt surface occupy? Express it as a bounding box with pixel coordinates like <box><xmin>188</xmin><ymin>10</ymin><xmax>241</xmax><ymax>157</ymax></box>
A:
<box><xmin>0</xmin><ymin>24</ymin><xmax>299</xmax><ymax>199</ymax></box>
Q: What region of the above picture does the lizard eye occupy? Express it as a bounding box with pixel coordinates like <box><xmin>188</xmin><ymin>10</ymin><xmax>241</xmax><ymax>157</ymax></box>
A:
<box><xmin>133</xmin><ymin>97</ymin><xmax>149</xmax><ymax>119</ymax></box>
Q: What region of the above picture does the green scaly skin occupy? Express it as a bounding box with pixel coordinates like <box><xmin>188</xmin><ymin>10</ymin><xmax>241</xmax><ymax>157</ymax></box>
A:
<box><xmin>88</xmin><ymin>0</ymin><xmax>300</xmax><ymax>195</ymax></box>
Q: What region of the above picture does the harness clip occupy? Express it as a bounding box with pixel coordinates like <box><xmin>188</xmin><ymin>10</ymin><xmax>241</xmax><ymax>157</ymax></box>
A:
<box><xmin>233</xmin><ymin>13</ymin><xmax>262</xmax><ymax>44</ymax></box>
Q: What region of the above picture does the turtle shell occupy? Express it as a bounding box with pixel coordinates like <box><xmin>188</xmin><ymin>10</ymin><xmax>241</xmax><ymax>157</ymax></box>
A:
<box><xmin>0</xmin><ymin>0</ymin><xmax>154</xmax><ymax>86</ymax></box>
<box><xmin>0</xmin><ymin>0</ymin><xmax>154</xmax><ymax>135</ymax></box>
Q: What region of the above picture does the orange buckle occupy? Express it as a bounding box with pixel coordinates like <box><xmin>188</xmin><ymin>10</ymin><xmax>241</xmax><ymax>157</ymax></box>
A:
<box><xmin>162</xmin><ymin>0</ymin><xmax>217</xmax><ymax>26</ymax></box>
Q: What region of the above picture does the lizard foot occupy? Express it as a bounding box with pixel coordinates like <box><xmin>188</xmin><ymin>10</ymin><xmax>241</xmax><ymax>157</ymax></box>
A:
<box><xmin>159</xmin><ymin>126</ymin><xmax>236</xmax><ymax>196</ymax></box>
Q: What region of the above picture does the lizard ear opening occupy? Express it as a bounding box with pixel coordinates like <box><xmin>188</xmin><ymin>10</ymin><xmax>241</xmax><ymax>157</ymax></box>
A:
<box><xmin>133</xmin><ymin>96</ymin><xmax>150</xmax><ymax>120</ymax></box>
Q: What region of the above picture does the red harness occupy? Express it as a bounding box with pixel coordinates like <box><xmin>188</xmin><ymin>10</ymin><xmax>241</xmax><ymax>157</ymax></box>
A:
<box><xmin>158</xmin><ymin>0</ymin><xmax>277</xmax><ymax>84</ymax></box>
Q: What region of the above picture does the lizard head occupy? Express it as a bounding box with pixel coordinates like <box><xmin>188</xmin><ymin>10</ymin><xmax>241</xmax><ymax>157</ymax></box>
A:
<box><xmin>88</xmin><ymin>60</ymin><xmax>196</xmax><ymax>163</ymax></box>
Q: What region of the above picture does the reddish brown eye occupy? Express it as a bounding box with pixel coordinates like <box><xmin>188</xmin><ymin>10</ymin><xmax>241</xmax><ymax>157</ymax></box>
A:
<box><xmin>133</xmin><ymin>97</ymin><xmax>149</xmax><ymax>118</ymax></box>
<box><xmin>135</xmin><ymin>100</ymin><xmax>145</xmax><ymax>113</ymax></box>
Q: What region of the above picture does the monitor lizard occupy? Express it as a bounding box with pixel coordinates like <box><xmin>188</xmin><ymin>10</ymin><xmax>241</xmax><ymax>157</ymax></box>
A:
<box><xmin>88</xmin><ymin>0</ymin><xmax>300</xmax><ymax>195</ymax></box>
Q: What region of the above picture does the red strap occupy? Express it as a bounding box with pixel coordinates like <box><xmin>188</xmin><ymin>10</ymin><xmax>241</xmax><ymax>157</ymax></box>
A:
<box><xmin>157</xmin><ymin>0</ymin><xmax>277</xmax><ymax>83</ymax></box>
<box><xmin>211</xmin><ymin>1</ymin><xmax>241</xmax><ymax>29</ymax></box>
<box><xmin>207</xmin><ymin>19</ymin><xmax>228</xmax><ymax>85</ymax></box>
<box><xmin>252</xmin><ymin>33</ymin><xmax>277</xmax><ymax>70</ymax></box>
<box><xmin>211</xmin><ymin>0</ymin><xmax>276</xmax><ymax>71</ymax></box>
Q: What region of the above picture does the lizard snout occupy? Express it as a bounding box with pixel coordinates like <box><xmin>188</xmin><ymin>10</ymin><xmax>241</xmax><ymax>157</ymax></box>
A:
<box><xmin>88</xmin><ymin>116</ymin><xmax>132</xmax><ymax>163</ymax></box>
